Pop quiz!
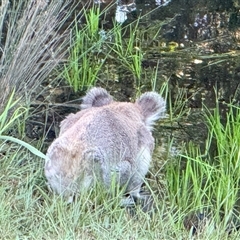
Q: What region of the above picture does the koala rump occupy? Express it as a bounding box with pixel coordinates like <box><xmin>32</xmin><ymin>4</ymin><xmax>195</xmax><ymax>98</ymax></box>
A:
<box><xmin>45</xmin><ymin>87</ymin><xmax>166</xmax><ymax>202</ymax></box>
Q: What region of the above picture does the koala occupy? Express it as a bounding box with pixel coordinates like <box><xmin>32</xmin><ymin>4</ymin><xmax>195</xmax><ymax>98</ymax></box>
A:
<box><xmin>45</xmin><ymin>87</ymin><xmax>166</xmax><ymax>203</ymax></box>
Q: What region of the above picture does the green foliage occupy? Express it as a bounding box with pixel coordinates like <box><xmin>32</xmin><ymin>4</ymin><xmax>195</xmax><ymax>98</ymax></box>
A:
<box><xmin>109</xmin><ymin>21</ymin><xmax>143</xmax><ymax>82</ymax></box>
<box><xmin>63</xmin><ymin>9</ymin><xmax>146</xmax><ymax>92</ymax></box>
<box><xmin>167</xmin><ymin>85</ymin><xmax>190</xmax><ymax>122</ymax></box>
<box><xmin>0</xmin><ymin>90</ymin><xmax>45</xmax><ymax>159</ymax></box>
<box><xmin>0</xmin><ymin>89</ymin><xmax>27</xmax><ymax>135</ymax></box>
<box><xmin>166</xmin><ymin>99</ymin><xmax>240</xmax><ymax>231</ymax></box>
<box><xmin>0</xmin><ymin>135</ymin><xmax>46</xmax><ymax>159</ymax></box>
<box><xmin>205</xmin><ymin>102</ymin><xmax>240</xmax><ymax>223</ymax></box>
<box><xmin>63</xmin><ymin>6</ymin><xmax>106</xmax><ymax>92</ymax></box>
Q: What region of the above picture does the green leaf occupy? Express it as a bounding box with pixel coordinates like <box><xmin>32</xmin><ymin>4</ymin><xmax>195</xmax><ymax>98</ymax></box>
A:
<box><xmin>0</xmin><ymin>135</ymin><xmax>46</xmax><ymax>159</ymax></box>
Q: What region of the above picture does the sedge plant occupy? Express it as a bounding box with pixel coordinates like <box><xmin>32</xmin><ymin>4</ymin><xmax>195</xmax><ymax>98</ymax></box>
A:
<box><xmin>0</xmin><ymin>89</ymin><xmax>46</xmax><ymax>159</ymax></box>
<box><xmin>108</xmin><ymin>20</ymin><xmax>144</xmax><ymax>86</ymax></box>
<box><xmin>63</xmin><ymin>6</ymin><xmax>107</xmax><ymax>92</ymax></box>
<box><xmin>165</xmin><ymin>98</ymin><xmax>240</xmax><ymax>234</ymax></box>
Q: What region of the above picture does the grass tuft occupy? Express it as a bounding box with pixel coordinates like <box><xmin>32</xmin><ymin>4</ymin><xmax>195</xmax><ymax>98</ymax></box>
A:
<box><xmin>165</xmin><ymin>98</ymin><xmax>240</xmax><ymax>236</ymax></box>
<box><xmin>0</xmin><ymin>0</ymin><xmax>80</xmax><ymax>110</ymax></box>
<box><xmin>63</xmin><ymin>5</ymin><xmax>106</xmax><ymax>91</ymax></box>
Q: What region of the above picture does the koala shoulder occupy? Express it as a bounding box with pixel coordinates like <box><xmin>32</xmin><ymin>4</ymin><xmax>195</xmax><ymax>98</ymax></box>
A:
<box><xmin>59</xmin><ymin>111</ymin><xmax>85</xmax><ymax>136</ymax></box>
<box><xmin>59</xmin><ymin>87</ymin><xmax>114</xmax><ymax>135</ymax></box>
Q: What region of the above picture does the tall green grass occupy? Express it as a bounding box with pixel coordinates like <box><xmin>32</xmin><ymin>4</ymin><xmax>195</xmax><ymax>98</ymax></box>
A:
<box><xmin>63</xmin><ymin>6</ymin><xmax>107</xmax><ymax>91</ymax></box>
<box><xmin>109</xmin><ymin>21</ymin><xmax>144</xmax><ymax>83</ymax></box>
<box><xmin>63</xmin><ymin>7</ymin><xmax>145</xmax><ymax>92</ymax></box>
<box><xmin>166</xmin><ymin>99</ymin><xmax>240</xmax><ymax>235</ymax></box>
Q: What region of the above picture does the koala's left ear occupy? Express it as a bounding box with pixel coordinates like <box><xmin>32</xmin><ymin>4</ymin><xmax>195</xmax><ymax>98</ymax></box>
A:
<box><xmin>136</xmin><ymin>92</ymin><xmax>166</xmax><ymax>130</ymax></box>
<box><xmin>81</xmin><ymin>87</ymin><xmax>113</xmax><ymax>110</ymax></box>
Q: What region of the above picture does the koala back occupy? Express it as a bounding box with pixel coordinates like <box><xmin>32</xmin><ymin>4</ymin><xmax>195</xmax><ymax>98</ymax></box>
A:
<box><xmin>45</xmin><ymin>87</ymin><xmax>166</xmax><ymax>201</ymax></box>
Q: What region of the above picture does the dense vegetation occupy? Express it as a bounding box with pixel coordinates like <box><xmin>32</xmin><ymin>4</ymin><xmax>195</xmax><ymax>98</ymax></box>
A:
<box><xmin>1</xmin><ymin>0</ymin><xmax>240</xmax><ymax>239</ymax></box>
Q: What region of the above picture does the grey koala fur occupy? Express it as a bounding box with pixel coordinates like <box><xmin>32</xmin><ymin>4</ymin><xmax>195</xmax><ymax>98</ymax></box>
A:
<box><xmin>45</xmin><ymin>87</ymin><xmax>166</xmax><ymax>203</ymax></box>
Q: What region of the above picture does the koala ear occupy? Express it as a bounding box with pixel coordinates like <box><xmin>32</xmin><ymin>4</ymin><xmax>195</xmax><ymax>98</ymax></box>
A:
<box><xmin>136</xmin><ymin>92</ymin><xmax>166</xmax><ymax>130</ymax></box>
<box><xmin>81</xmin><ymin>87</ymin><xmax>113</xmax><ymax>110</ymax></box>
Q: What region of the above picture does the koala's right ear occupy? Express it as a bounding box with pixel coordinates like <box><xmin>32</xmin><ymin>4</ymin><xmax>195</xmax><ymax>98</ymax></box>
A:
<box><xmin>136</xmin><ymin>91</ymin><xmax>166</xmax><ymax>130</ymax></box>
<box><xmin>81</xmin><ymin>87</ymin><xmax>113</xmax><ymax>110</ymax></box>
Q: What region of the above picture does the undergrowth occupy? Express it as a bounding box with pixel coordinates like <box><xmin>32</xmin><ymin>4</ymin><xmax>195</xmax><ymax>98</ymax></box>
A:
<box><xmin>166</xmin><ymin>99</ymin><xmax>240</xmax><ymax>237</ymax></box>
<box><xmin>1</xmin><ymin>87</ymin><xmax>240</xmax><ymax>239</ymax></box>
<box><xmin>1</xmin><ymin>1</ymin><xmax>240</xmax><ymax>239</ymax></box>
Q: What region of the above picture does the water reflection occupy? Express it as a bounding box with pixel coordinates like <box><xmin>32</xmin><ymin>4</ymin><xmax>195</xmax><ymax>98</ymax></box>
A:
<box><xmin>155</xmin><ymin>0</ymin><xmax>172</xmax><ymax>7</ymax></box>
<box><xmin>95</xmin><ymin>0</ymin><xmax>172</xmax><ymax>23</ymax></box>
<box><xmin>116</xmin><ymin>2</ymin><xmax>136</xmax><ymax>23</ymax></box>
